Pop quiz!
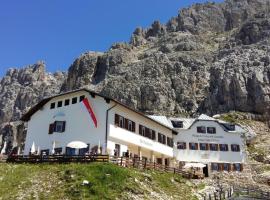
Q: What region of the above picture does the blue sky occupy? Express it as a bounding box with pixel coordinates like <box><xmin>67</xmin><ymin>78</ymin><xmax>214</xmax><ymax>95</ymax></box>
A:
<box><xmin>0</xmin><ymin>0</ymin><xmax>223</xmax><ymax>77</ymax></box>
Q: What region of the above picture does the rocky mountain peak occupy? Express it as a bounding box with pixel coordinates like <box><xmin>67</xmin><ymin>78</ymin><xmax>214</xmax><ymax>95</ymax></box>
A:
<box><xmin>1</xmin><ymin>0</ymin><xmax>270</xmax><ymax>153</ymax></box>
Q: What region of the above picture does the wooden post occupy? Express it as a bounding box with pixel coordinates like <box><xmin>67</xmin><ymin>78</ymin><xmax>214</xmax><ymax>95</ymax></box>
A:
<box><xmin>133</xmin><ymin>157</ymin><xmax>135</xmax><ymax>167</ymax></box>
<box><xmin>144</xmin><ymin>159</ymin><xmax>147</xmax><ymax>169</ymax></box>
<box><xmin>120</xmin><ymin>157</ymin><xmax>123</xmax><ymax>166</ymax></box>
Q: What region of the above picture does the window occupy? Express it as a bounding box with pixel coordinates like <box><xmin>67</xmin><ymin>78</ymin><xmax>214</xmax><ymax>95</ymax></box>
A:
<box><xmin>189</xmin><ymin>142</ymin><xmax>198</xmax><ymax>150</ymax></box>
<box><xmin>177</xmin><ymin>142</ymin><xmax>186</xmax><ymax>149</ymax></box>
<box><xmin>167</xmin><ymin>137</ymin><xmax>173</xmax><ymax>147</ymax></box>
<box><xmin>222</xmin><ymin>123</ymin><xmax>235</xmax><ymax>131</ymax></box>
<box><xmin>115</xmin><ymin>114</ymin><xmax>136</xmax><ymax>132</ymax></box>
<box><xmin>207</xmin><ymin>127</ymin><xmax>216</xmax><ymax>134</ymax></box>
<box><xmin>48</xmin><ymin>123</ymin><xmax>55</xmax><ymax>134</ymax></box>
<box><xmin>151</xmin><ymin>130</ymin><xmax>156</xmax><ymax>140</ymax></box>
<box><xmin>128</xmin><ymin>120</ymin><xmax>132</xmax><ymax>131</ymax></box>
<box><xmin>211</xmin><ymin>163</ymin><xmax>219</xmax><ymax>171</ymax></box>
<box><xmin>57</xmin><ymin>101</ymin><xmax>63</xmax><ymax>108</ymax></box>
<box><xmin>223</xmin><ymin>163</ymin><xmax>229</xmax><ymax>171</ymax></box>
<box><xmin>139</xmin><ymin>125</ymin><xmax>145</xmax><ymax>136</ymax></box>
<box><xmin>209</xmin><ymin>144</ymin><xmax>218</xmax><ymax>151</ymax></box>
<box><xmin>158</xmin><ymin>133</ymin><xmax>166</xmax><ymax>145</ymax></box>
<box><xmin>231</xmin><ymin>144</ymin><xmax>240</xmax><ymax>152</ymax></box>
<box><xmin>171</xmin><ymin>120</ymin><xmax>183</xmax><ymax>128</ymax></box>
<box><xmin>48</xmin><ymin>121</ymin><xmax>66</xmax><ymax>134</ymax></box>
<box><xmin>64</xmin><ymin>99</ymin><xmax>70</xmax><ymax>106</ymax></box>
<box><xmin>79</xmin><ymin>95</ymin><xmax>85</xmax><ymax>102</ymax></box>
<box><xmin>119</xmin><ymin>116</ymin><xmax>124</xmax><ymax>128</ymax></box>
<box><xmin>54</xmin><ymin>147</ymin><xmax>63</xmax><ymax>154</ymax></box>
<box><xmin>72</xmin><ymin>97</ymin><xmax>77</xmax><ymax>104</ymax></box>
<box><xmin>54</xmin><ymin>121</ymin><xmax>66</xmax><ymax>132</ymax></box>
<box><xmin>197</xmin><ymin>126</ymin><xmax>206</xmax><ymax>133</ymax></box>
<box><xmin>233</xmin><ymin>163</ymin><xmax>242</xmax><ymax>171</ymax></box>
<box><xmin>50</xmin><ymin>103</ymin><xmax>55</xmax><ymax>109</ymax></box>
<box><xmin>200</xmin><ymin>143</ymin><xmax>208</xmax><ymax>151</ymax></box>
<box><xmin>219</xmin><ymin>144</ymin><xmax>228</xmax><ymax>151</ymax></box>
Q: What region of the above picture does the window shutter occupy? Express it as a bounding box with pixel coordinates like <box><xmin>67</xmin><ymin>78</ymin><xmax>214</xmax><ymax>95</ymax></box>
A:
<box><xmin>226</xmin><ymin>144</ymin><xmax>228</xmax><ymax>151</ymax></box>
<box><xmin>240</xmin><ymin>164</ymin><xmax>243</xmax><ymax>171</ymax></box>
<box><xmin>62</xmin><ymin>121</ymin><xmax>66</xmax><ymax>132</ymax></box>
<box><xmin>48</xmin><ymin>123</ymin><xmax>54</xmax><ymax>134</ymax></box>
<box><xmin>53</xmin><ymin>121</ymin><xmax>57</xmax><ymax>132</ymax></box>
<box><xmin>195</xmin><ymin>143</ymin><xmax>198</xmax><ymax>150</ymax></box>
<box><xmin>145</xmin><ymin>128</ymin><xmax>150</xmax><ymax>138</ymax></box>
<box><xmin>163</xmin><ymin>135</ymin><xmax>166</xmax><ymax>144</ymax></box>
<box><xmin>230</xmin><ymin>144</ymin><xmax>233</xmax><ymax>151</ymax></box>
<box><xmin>115</xmin><ymin>114</ymin><xmax>119</xmax><ymax>126</ymax></box>
<box><xmin>125</xmin><ymin>119</ymin><xmax>128</xmax><ymax>129</ymax></box>
<box><xmin>206</xmin><ymin>144</ymin><xmax>209</xmax><ymax>150</ymax></box>
<box><xmin>237</xmin><ymin>145</ymin><xmax>240</xmax><ymax>152</ymax></box>
<box><xmin>184</xmin><ymin>142</ymin><xmax>186</xmax><ymax>149</ymax></box>
<box><xmin>189</xmin><ymin>143</ymin><xmax>191</xmax><ymax>149</ymax></box>
<box><xmin>228</xmin><ymin>164</ymin><xmax>231</xmax><ymax>171</ymax></box>
<box><xmin>132</xmin><ymin>121</ymin><xmax>135</xmax><ymax>132</ymax></box>
<box><xmin>139</xmin><ymin>125</ymin><xmax>142</xmax><ymax>135</ymax></box>
<box><xmin>152</xmin><ymin>130</ymin><xmax>156</xmax><ymax>140</ymax></box>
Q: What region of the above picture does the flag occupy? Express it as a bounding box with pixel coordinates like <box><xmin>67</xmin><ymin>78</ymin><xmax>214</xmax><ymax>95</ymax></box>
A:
<box><xmin>82</xmin><ymin>98</ymin><xmax>98</xmax><ymax>128</ymax></box>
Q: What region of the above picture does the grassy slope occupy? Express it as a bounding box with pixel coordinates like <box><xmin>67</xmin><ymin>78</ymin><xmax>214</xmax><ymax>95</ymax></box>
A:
<box><xmin>0</xmin><ymin>163</ymin><xmax>197</xmax><ymax>200</ymax></box>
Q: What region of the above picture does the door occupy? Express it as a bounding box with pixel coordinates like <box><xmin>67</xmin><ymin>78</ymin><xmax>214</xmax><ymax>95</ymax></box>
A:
<box><xmin>114</xmin><ymin>144</ymin><xmax>120</xmax><ymax>157</ymax></box>
<box><xmin>203</xmin><ymin>164</ymin><xmax>209</xmax><ymax>177</ymax></box>
<box><xmin>66</xmin><ymin>147</ymin><xmax>76</xmax><ymax>156</ymax></box>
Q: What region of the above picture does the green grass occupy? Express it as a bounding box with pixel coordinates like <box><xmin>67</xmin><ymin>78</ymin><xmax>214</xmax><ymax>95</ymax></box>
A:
<box><xmin>0</xmin><ymin>163</ymin><xmax>197</xmax><ymax>200</ymax></box>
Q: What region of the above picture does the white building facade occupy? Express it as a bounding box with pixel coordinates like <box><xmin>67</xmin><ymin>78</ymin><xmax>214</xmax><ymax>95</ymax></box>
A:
<box><xmin>22</xmin><ymin>89</ymin><xmax>175</xmax><ymax>166</ymax></box>
<box><xmin>171</xmin><ymin>115</ymin><xmax>246</xmax><ymax>176</ymax></box>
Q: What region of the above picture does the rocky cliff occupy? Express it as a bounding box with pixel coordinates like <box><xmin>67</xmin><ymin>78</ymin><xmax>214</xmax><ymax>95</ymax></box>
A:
<box><xmin>0</xmin><ymin>0</ymin><xmax>270</xmax><ymax>152</ymax></box>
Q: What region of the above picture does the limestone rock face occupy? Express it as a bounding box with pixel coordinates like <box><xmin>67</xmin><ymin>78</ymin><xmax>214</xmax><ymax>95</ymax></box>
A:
<box><xmin>1</xmin><ymin>0</ymin><xmax>270</xmax><ymax>152</ymax></box>
<box><xmin>0</xmin><ymin>62</ymin><xmax>66</xmax><ymax>152</ymax></box>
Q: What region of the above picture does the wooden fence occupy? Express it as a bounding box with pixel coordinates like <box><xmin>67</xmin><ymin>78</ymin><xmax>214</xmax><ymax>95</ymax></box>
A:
<box><xmin>233</xmin><ymin>186</ymin><xmax>270</xmax><ymax>199</ymax></box>
<box><xmin>202</xmin><ymin>187</ymin><xmax>233</xmax><ymax>200</ymax></box>
<box><xmin>7</xmin><ymin>154</ymin><xmax>109</xmax><ymax>163</ymax></box>
<box><xmin>110</xmin><ymin>156</ymin><xmax>195</xmax><ymax>179</ymax></box>
<box><xmin>7</xmin><ymin>155</ymin><xmax>195</xmax><ymax>179</ymax></box>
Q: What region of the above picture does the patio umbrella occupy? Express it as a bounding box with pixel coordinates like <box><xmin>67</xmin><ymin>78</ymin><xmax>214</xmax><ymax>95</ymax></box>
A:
<box><xmin>37</xmin><ymin>146</ymin><xmax>40</xmax><ymax>155</ymax></box>
<box><xmin>51</xmin><ymin>141</ymin><xmax>56</xmax><ymax>154</ymax></box>
<box><xmin>97</xmin><ymin>140</ymin><xmax>101</xmax><ymax>154</ymax></box>
<box><xmin>0</xmin><ymin>141</ymin><xmax>7</xmax><ymax>155</ymax></box>
<box><xmin>183</xmin><ymin>163</ymin><xmax>206</xmax><ymax>168</ymax></box>
<box><xmin>30</xmin><ymin>142</ymin><xmax>36</xmax><ymax>154</ymax></box>
<box><xmin>67</xmin><ymin>141</ymin><xmax>87</xmax><ymax>149</ymax></box>
<box><xmin>17</xmin><ymin>146</ymin><xmax>21</xmax><ymax>155</ymax></box>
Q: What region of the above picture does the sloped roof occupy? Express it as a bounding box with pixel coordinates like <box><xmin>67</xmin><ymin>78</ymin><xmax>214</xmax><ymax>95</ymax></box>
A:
<box><xmin>148</xmin><ymin>115</ymin><xmax>174</xmax><ymax>129</ymax></box>
<box><xmin>169</xmin><ymin>117</ymin><xmax>196</xmax><ymax>129</ymax></box>
<box><xmin>197</xmin><ymin>114</ymin><xmax>217</xmax><ymax>121</ymax></box>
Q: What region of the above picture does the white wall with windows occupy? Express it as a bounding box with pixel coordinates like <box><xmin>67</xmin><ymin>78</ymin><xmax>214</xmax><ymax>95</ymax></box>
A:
<box><xmin>173</xmin><ymin>120</ymin><xmax>245</xmax><ymax>164</ymax></box>
<box><xmin>107</xmin><ymin>105</ymin><xmax>174</xmax><ymax>160</ymax></box>
<box><xmin>24</xmin><ymin>91</ymin><xmax>110</xmax><ymax>155</ymax></box>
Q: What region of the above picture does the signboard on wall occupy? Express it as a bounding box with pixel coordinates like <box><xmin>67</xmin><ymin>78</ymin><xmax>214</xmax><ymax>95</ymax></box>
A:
<box><xmin>192</xmin><ymin>134</ymin><xmax>224</xmax><ymax>142</ymax></box>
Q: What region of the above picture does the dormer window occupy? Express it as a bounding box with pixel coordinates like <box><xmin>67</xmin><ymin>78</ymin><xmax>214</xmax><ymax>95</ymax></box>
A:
<box><xmin>72</xmin><ymin>97</ymin><xmax>77</xmax><ymax>104</ymax></box>
<box><xmin>207</xmin><ymin>127</ymin><xmax>216</xmax><ymax>134</ymax></box>
<box><xmin>50</xmin><ymin>103</ymin><xmax>55</xmax><ymax>109</ymax></box>
<box><xmin>171</xmin><ymin>120</ymin><xmax>183</xmax><ymax>128</ymax></box>
<box><xmin>64</xmin><ymin>99</ymin><xmax>70</xmax><ymax>106</ymax></box>
<box><xmin>197</xmin><ymin>126</ymin><xmax>206</xmax><ymax>133</ymax></box>
<box><xmin>57</xmin><ymin>101</ymin><xmax>63</xmax><ymax>108</ymax></box>
<box><xmin>79</xmin><ymin>95</ymin><xmax>85</xmax><ymax>102</ymax></box>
